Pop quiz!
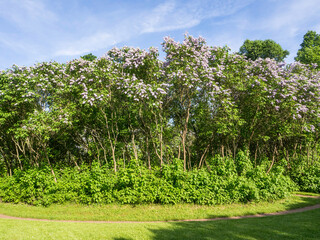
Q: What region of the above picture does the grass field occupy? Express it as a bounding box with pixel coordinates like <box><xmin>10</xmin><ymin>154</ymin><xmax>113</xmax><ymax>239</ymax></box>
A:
<box><xmin>0</xmin><ymin>208</ymin><xmax>319</xmax><ymax>239</ymax></box>
<box><xmin>0</xmin><ymin>195</ymin><xmax>319</xmax><ymax>221</ymax></box>
<box><xmin>0</xmin><ymin>193</ymin><xmax>319</xmax><ymax>239</ymax></box>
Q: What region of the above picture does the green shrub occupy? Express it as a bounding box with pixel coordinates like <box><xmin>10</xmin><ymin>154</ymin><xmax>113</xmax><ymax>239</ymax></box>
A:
<box><xmin>0</xmin><ymin>157</ymin><xmax>297</xmax><ymax>206</ymax></box>
<box><xmin>290</xmin><ymin>162</ymin><xmax>320</xmax><ymax>193</ymax></box>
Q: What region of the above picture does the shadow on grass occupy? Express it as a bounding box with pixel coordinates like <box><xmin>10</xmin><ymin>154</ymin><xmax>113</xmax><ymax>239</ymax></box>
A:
<box><xmin>223</xmin><ymin>196</ymin><xmax>320</xmax><ymax>218</ymax></box>
<box><xmin>205</xmin><ymin>196</ymin><xmax>320</xmax><ymax>219</ymax></box>
<box><xmin>273</xmin><ymin>196</ymin><xmax>320</xmax><ymax>210</ymax></box>
<box><xmin>148</xmin><ymin>207</ymin><xmax>320</xmax><ymax>240</ymax></box>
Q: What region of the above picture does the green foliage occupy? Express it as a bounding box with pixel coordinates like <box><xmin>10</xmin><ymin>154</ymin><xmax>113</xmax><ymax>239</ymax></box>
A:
<box><xmin>239</xmin><ymin>39</ymin><xmax>289</xmax><ymax>61</ymax></box>
<box><xmin>1</xmin><ymin>34</ymin><xmax>320</xmax><ymax>205</ymax></box>
<box><xmin>290</xmin><ymin>161</ymin><xmax>320</xmax><ymax>193</ymax></box>
<box><xmin>295</xmin><ymin>30</ymin><xmax>320</xmax><ymax>67</ymax></box>
<box><xmin>1</xmin><ymin>35</ymin><xmax>320</xmax><ymax>176</ymax></box>
<box><xmin>0</xmin><ymin>157</ymin><xmax>296</xmax><ymax>206</ymax></box>
<box><xmin>80</xmin><ymin>53</ymin><xmax>97</xmax><ymax>61</ymax></box>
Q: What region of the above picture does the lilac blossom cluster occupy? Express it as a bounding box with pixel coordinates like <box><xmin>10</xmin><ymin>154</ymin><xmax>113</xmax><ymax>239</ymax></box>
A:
<box><xmin>162</xmin><ymin>35</ymin><xmax>224</xmax><ymax>99</ymax></box>
<box><xmin>108</xmin><ymin>46</ymin><xmax>157</xmax><ymax>69</ymax></box>
<box><xmin>2</xmin><ymin>34</ymin><xmax>320</xmax><ymax>176</ymax></box>
<box><xmin>1</xmin><ymin>34</ymin><xmax>320</xmax><ymax>153</ymax></box>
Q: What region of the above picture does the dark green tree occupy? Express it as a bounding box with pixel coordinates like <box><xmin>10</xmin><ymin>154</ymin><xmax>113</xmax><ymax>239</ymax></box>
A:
<box><xmin>80</xmin><ymin>53</ymin><xmax>97</xmax><ymax>61</ymax></box>
<box><xmin>295</xmin><ymin>30</ymin><xmax>320</xmax><ymax>67</ymax></box>
<box><xmin>239</xmin><ymin>39</ymin><xmax>289</xmax><ymax>62</ymax></box>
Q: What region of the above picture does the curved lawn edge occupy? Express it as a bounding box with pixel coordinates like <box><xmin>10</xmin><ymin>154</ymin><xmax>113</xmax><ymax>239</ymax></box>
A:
<box><xmin>0</xmin><ymin>194</ymin><xmax>319</xmax><ymax>223</ymax></box>
<box><xmin>0</xmin><ymin>203</ymin><xmax>319</xmax><ymax>223</ymax></box>
<box><xmin>294</xmin><ymin>194</ymin><xmax>320</xmax><ymax>198</ymax></box>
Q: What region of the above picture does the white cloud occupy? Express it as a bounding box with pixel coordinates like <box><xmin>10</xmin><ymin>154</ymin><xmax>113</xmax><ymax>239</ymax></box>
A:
<box><xmin>140</xmin><ymin>0</ymin><xmax>254</xmax><ymax>34</ymax></box>
<box><xmin>259</xmin><ymin>0</ymin><xmax>320</xmax><ymax>36</ymax></box>
<box><xmin>53</xmin><ymin>0</ymin><xmax>254</xmax><ymax>57</ymax></box>
<box><xmin>2</xmin><ymin>0</ymin><xmax>284</xmax><ymax>68</ymax></box>
<box><xmin>0</xmin><ymin>0</ymin><xmax>58</xmax><ymax>62</ymax></box>
<box><xmin>0</xmin><ymin>0</ymin><xmax>57</xmax><ymax>30</ymax></box>
<box><xmin>140</xmin><ymin>0</ymin><xmax>200</xmax><ymax>33</ymax></box>
<box><xmin>55</xmin><ymin>33</ymin><xmax>115</xmax><ymax>56</ymax></box>
<box><xmin>200</xmin><ymin>0</ymin><xmax>320</xmax><ymax>63</ymax></box>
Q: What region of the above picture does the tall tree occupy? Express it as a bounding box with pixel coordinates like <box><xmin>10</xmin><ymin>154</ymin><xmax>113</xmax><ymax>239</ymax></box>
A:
<box><xmin>239</xmin><ymin>39</ymin><xmax>289</xmax><ymax>62</ymax></box>
<box><xmin>295</xmin><ymin>30</ymin><xmax>320</xmax><ymax>67</ymax></box>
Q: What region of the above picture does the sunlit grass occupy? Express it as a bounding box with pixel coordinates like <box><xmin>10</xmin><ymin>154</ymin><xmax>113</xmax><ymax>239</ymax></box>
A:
<box><xmin>293</xmin><ymin>191</ymin><xmax>320</xmax><ymax>197</ymax></box>
<box><xmin>0</xmin><ymin>206</ymin><xmax>319</xmax><ymax>240</ymax></box>
<box><xmin>0</xmin><ymin>194</ymin><xmax>319</xmax><ymax>221</ymax></box>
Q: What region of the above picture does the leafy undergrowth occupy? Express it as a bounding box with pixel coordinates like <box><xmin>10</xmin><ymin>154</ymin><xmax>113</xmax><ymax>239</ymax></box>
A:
<box><xmin>0</xmin><ymin>155</ymin><xmax>297</xmax><ymax>207</ymax></box>
<box><xmin>290</xmin><ymin>161</ymin><xmax>320</xmax><ymax>193</ymax></box>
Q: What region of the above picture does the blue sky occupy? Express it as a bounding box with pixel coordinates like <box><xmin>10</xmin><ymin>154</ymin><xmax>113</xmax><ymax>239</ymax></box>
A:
<box><xmin>1</xmin><ymin>0</ymin><xmax>319</xmax><ymax>70</ymax></box>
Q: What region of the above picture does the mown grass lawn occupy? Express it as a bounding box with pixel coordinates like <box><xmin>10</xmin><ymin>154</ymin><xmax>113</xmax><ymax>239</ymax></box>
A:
<box><xmin>0</xmin><ymin>193</ymin><xmax>319</xmax><ymax>239</ymax></box>
<box><xmin>0</xmin><ymin>207</ymin><xmax>319</xmax><ymax>240</ymax></box>
<box><xmin>0</xmin><ymin>195</ymin><xmax>319</xmax><ymax>221</ymax></box>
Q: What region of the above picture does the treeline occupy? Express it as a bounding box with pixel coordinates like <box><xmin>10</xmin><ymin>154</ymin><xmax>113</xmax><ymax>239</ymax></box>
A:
<box><xmin>1</xmin><ymin>35</ymin><xmax>320</xmax><ymax>178</ymax></box>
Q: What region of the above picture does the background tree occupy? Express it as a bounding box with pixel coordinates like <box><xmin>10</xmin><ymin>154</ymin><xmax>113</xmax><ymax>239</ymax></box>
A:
<box><xmin>80</xmin><ymin>53</ymin><xmax>97</xmax><ymax>61</ymax></box>
<box><xmin>295</xmin><ymin>30</ymin><xmax>320</xmax><ymax>67</ymax></box>
<box><xmin>239</xmin><ymin>39</ymin><xmax>289</xmax><ymax>62</ymax></box>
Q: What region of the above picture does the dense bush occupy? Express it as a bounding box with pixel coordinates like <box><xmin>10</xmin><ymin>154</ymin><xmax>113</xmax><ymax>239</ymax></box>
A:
<box><xmin>0</xmin><ymin>154</ymin><xmax>297</xmax><ymax>206</ymax></box>
<box><xmin>290</xmin><ymin>161</ymin><xmax>320</xmax><ymax>193</ymax></box>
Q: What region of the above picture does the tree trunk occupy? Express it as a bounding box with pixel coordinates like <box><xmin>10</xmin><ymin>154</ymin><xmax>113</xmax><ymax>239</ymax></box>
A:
<box><xmin>254</xmin><ymin>142</ymin><xmax>258</xmax><ymax>168</ymax></box>
<box><xmin>71</xmin><ymin>153</ymin><xmax>80</xmax><ymax>170</ymax></box>
<box><xmin>199</xmin><ymin>143</ymin><xmax>210</xmax><ymax>168</ymax></box>
<box><xmin>45</xmin><ymin>150</ymin><xmax>57</xmax><ymax>183</ymax></box>
<box><xmin>267</xmin><ymin>146</ymin><xmax>277</xmax><ymax>174</ymax></box>
<box><xmin>221</xmin><ymin>145</ymin><xmax>225</xmax><ymax>158</ymax></box>
<box><xmin>146</xmin><ymin>136</ymin><xmax>151</xmax><ymax>170</ymax></box>
<box><xmin>182</xmin><ymin>100</ymin><xmax>191</xmax><ymax>171</ymax></box>
<box><xmin>187</xmin><ymin>146</ymin><xmax>192</xmax><ymax>169</ymax></box>
<box><xmin>100</xmin><ymin>109</ymin><xmax>117</xmax><ymax>172</ymax></box>
<box><xmin>132</xmin><ymin>132</ymin><xmax>138</xmax><ymax>160</ymax></box>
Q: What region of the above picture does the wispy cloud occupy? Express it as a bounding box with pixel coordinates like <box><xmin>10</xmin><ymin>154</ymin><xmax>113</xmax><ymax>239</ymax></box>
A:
<box><xmin>257</xmin><ymin>0</ymin><xmax>320</xmax><ymax>35</ymax></box>
<box><xmin>55</xmin><ymin>33</ymin><xmax>115</xmax><ymax>56</ymax></box>
<box><xmin>0</xmin><ymin>0</ymin><xmax>59</xmax><ymax>66</ymax></box>
<box><xmin>140</xmin><ymin>0</ymin><xmax>200</xmax><ymax>33</ymax></box>
<box><xmin>140</xmin><ymin>0</ymin><xmax>254</xmax><ymax>34</ymax></box>
<box><xmin>1</xmin><ymin>0</ymin><xmax>318</xmax><ymax>68</ymax></box>
<box><xmin>201</xmin><ymin>0</ymin><xmax>320</xmax><ymax>62</ymax></box>
<box><xmin>0</xmin><ymin>0</ymin><xmax>57</xmax><ymax>31</ymax></box>
<box><xmin>54</xmin><ymin>0</ymin><xmax>254</xmax><ymax>57</ymax></box>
